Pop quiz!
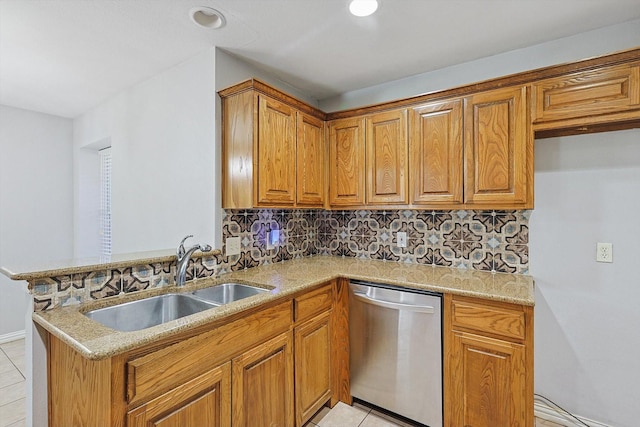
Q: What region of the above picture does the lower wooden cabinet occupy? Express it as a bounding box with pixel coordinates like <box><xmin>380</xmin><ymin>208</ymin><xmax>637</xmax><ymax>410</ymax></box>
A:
<box><xmin>444</xmin><ymin>294</ymin><xmax>534</xmax><ymax>427</ymax></box>
<box><xmin>294</xmin><ymin>311</ymin><xmax>332</xmax><ymax>426</ymax></box>
<box><xmin>127</xmin><ymin>362</ymin><xmax>231</xmax><ymax>427</ymax></box>
<box><xmin>232</xmin><ymin>331</ymin><xmax>295</xmax><ymax>427</ymax></box>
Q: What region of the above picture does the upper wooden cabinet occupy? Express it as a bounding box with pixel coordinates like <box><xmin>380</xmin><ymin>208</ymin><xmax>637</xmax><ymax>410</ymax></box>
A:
<box><xmin>464</xmin><ymin>85</ymin><xmax>533</xmax><ymax>208</ymax></box>
<box><xmin>409</xmin><ymin>99</ymin><xmax>463</xmax><ymax>206</ymax></box>
<box><xmin>257</xmin><ymin>95</ymin><xmax>297</xmax><ymax>205</ymax></box>
<box><xmin>328</xmin><ymin>117</ymin><xmax>366</xmax><ymax>206</ymax></box>
<box><xmin>366</xmin><ymin>110</ymin><xmax>408</xmax><ymax>205</ymax></box>
<box><xmin>532</xmin><ymin>63</ymin><xmax>640</xmax><ymax>131</ymax></box>
<box><xmin>328</xmin><ymin>110</ymin><xmax>408</xmax><ymax>207</ymax></box>
<box><xmin>222</xmin><ymin>51</ymin><xmax>640</xmax><ymax>210</ymax></box>
<box><xmin>297</xmin><ymin>113</ymin><xmax>326</xmax><ymax>206</ymax></box>
<box><xmin>220</xmin><ymin>81</ymin><xmax>325</xmax><ymax>209</ymax></box>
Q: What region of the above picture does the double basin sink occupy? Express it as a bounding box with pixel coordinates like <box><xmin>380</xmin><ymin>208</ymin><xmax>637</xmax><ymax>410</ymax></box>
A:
<box><xmin>84</xmin><ymin>283</ymin><xmax>269</xmax><ymax>332</ymax></box>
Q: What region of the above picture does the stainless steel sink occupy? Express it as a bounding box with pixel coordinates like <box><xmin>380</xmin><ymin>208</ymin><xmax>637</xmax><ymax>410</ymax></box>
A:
<box><xmin>84</xmin><ymin>293</ymin><xmax>217</xmax><ymax>332</ymax></box>
<box><xmin>190</xmin><ymin>283</ymin><xmax>268</xmax><ymax>305</ymax></box>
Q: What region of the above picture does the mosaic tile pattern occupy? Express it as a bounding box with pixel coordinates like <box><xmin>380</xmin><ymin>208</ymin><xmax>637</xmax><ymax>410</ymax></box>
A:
<box><xmin>217</xmin><ymin>209</ymin><xmax>320</xmax><ymax>274</ymax></box>
<box><xmin>316</xmin><ymin>209</ymin><xmax>530</xmax><ymax>274</ymax></box>
<box><xmin>30</xmin><ymin>260</ymin><xmax>175</xmax><ymax>311</ymax></box>
<box><xmin>29</xmin><ymin>208</ymin><xmax>529</xmax><ymax>311</ymax></box>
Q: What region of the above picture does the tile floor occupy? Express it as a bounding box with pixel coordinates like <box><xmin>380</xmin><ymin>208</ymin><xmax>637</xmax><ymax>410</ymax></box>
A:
<box><xmin>0</xmin><ymin>339</ymin><xmax>25</xmax><ymax>427</ymax></box>
<box><xmin>303</xmin><ymin>401</ymin><xmax>566</xmax><ymax>427</ymax></box>
<box><xmin>0</xmin><ymin>338</ymin><xmax>564</xmax><ymax>427</ymax></box>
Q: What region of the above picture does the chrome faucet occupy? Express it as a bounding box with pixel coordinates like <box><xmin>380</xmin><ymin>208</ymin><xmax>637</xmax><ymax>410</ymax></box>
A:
<box><xmin>176</xmin><ymin>235</ymin><xmax>212</xmax><ymax>287</ymax></box>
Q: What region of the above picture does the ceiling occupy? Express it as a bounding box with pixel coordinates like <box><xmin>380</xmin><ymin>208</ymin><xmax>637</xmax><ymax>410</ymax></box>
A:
<box><xmin>1</xmin><ymin>0</ymin><xmax>639</xmax><ymax>118</ymax></box>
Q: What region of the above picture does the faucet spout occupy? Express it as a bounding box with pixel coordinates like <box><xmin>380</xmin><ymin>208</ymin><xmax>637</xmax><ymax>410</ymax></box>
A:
<box><xmin>175</xmin><ymin>235</ymin><xmax>212</xmax><ymax>287</ymax></box>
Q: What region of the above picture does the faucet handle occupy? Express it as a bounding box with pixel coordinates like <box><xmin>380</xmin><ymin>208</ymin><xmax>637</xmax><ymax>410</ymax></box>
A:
<box><xmin>177</xmin><ymin>234</ymin><xmax>193</xmax><ymax>258</ymax></box>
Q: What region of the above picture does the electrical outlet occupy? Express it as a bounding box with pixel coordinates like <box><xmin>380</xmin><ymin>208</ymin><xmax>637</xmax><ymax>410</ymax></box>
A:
<box><xmin>596</xmin><ymin>242</ymin><xmax>613</xmax><ymax>263</ymax></box>
<box><xmin>397</xmin><ymin>232</ymin><xmax>407</xmax><ymax>248</ymax></box>
<box><xmin>225</xmin><ymin>236</ymin><xmax>241</xmax><ymax>256</ymax></box>
<box><xmin>267</xmin><ymin>229</ymin><xmax>280</xmax><ymax>250</ymax></box>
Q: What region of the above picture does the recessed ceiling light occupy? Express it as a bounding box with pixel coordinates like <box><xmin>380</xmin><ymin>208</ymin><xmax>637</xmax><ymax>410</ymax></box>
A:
<box><xmin>349</xmin><ymin>0</ymin><xmax>379</xmax><ymax>17</ymax></box>
<box><xmin>189</xmin><ymin>6</ymin><xmax>226</xmax><ymax>29</ymax></box>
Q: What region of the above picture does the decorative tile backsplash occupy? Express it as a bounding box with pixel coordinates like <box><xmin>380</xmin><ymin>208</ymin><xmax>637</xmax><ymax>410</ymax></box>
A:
<box><xmin>30</xmin><ymin>208</ymin><xmax>529</xmax><ymax>311</ymax></box>
<box><xmin>314</xmin><ymin>210</ymin><xmax>529</xmax><ymax>274</ymax></box>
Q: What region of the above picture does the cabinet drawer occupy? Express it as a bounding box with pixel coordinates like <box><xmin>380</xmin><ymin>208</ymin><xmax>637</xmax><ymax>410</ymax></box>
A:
<box><xmin>295</xmin><ymin>284</ymin><xmax>333</xmax><ymax>322</ymax></box>
<box><xmin>451</xmin><ymin>297</ymin><xmax>525</xmax><ymax>341</ymax></box>
<box><xmin>533</xmin><ymin>63</ymin><xmax>640</xmax><ymax>123</ymax></box>
<box><xmin>126</xmin><ymin>301</ymin><xmax>292</xmax><ymax>406</ymax></box>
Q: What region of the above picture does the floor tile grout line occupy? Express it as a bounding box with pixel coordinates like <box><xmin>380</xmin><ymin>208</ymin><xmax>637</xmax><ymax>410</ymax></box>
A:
<box><xmin>0</xmin><ymin>343</ymin><xmax>26</xmax><ymax>380</ymax></box>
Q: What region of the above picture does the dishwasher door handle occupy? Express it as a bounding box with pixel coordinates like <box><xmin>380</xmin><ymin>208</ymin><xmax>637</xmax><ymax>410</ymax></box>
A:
<box><xmin>352</xmin><ymin>292</ymin><xmax>435</xmax><ymax>313</ymax></box>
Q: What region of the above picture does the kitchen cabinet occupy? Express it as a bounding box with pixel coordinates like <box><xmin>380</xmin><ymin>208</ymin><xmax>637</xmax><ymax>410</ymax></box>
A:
<box><xmin>328</xmin><ymin>116</ymin><xmax>366</xmax><ymax>206</ymax></box>
<box><xmin>409</xmin><ymin>99</ymin><xmax>463</xmax><ymax>206</ymax></box>
<box><xmin>127</xmin><ymin>363</ymin><xmax>231</xmax><ymax>427</ymax></box>
<box><xmin>232</xmin><ymin>332</ymin><xmax>295</xmax><ymax>427</ymax></box>
<box><xmin>296</xmin><ymin>113</ymin><xmax>326</xmax><ymax>206</ymax></box>
<box><xmin>366</xmin><ymin>110</ymin><xmax>408</xmax><ymax>205</ymax></box>
<box><xmin>294</xmin><ymin>284</ymin><xmax>334</xmax><ymax>426</ymax></box>
<box><xmin>256</xmin><ymin>95</ymin><xmax>297</xmax><ymax>206</ymax></box>
<box><xmin>328</xmin><ymin>110</ymin><xmax>408</xmax><ymax>207</ymax></box>
<box><xmin>220</xmin><ymin>80</ymin><xmax>326</xmax><ymax>209</ymax></box>
<box><xmin>464</xmin><ymin>85</ymin><xmax>533</xmax><ymax>208</ymax></box>
<box><xmin>46</xmin><ymin>293</ymin><xmax>316</xmax><ymax>427</ymax></box>
<box><xmin>532</xmin><ymin>62</ymin><xmax>640</xmax><ymax>132</ymax></box>
<box><xmin>444</xmin><ymin>294</ymin><xmax>534</xmax><ymax>427</ymax></box>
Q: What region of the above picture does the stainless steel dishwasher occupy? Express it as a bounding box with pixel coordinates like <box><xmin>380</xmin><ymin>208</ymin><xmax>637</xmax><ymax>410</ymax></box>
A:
<box><xmin>349</xmin><ymin>280</ymin><xmax>442</xmax><ymax>427</ymax></box>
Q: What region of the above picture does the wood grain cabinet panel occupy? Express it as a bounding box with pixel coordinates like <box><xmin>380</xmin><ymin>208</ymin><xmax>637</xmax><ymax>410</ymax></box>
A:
<box><xmin>366</xmin><ymin>110</ymin><xmax>408</xmax><ymax>205</ymax></box>
<box><xmin>328</xmin><ymin>117</ymin><xmax>366</xmax><ymax>206</ymax></box>
<box><xmin>296</xmin><ymin>113</ymin><xmax>325</xmax><ymax>206</ymax></box>
<box><xmin>464</xmin><ymin>85</ymin><xmax>532</xmax><ymax>208</ymax></box>
<box><xmin>127</xmin><ymin>363</ymin><xmax>231</xmax><ymax>427</ymax></box>
<box><xmin>444</xmin><ymin>294</ymin><xmax>534</xmax><ymax>427</ymax></box>
<box><xmin>447</xmin><ymin>332</ymin><xmax>526</xmax><ymax>427</ymax></box>
<box><xmin>409</xmin><ymin>100</ymin><xmax>463</xmax><ymax>205</ymax></box>
<box><xmin>220</xmin><ymin>81</ymin><xmax>325</xmax><ymax>209</ymax></box>
<box><xmin>232</xmin><ymin>331</ymin><xmax>295</xmax><ymax>427</ymax></box>
<box><xmin>257</xmin><ymin>95</ymin><xmax>297</xmax><ymax>205</ymax></box>
<box><xmin>295</xmin><ymin>311</ymin><xmax>332</xmax><ymax>427</ymax></box>
<box><xmin>533</xmin><ymin>63</ymin><xmax>640</xmax><ymax>127</ymax></box>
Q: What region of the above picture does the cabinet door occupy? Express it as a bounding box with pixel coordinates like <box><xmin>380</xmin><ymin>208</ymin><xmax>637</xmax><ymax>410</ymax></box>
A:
<box><xmin>295</xmin><ymin>311</ymin><xmax>332</xmax><ymax>427</ymax></box>
<box><xmin>409</xmin><ymin>100</ymin><xmax>463</xmax><ymax>205</ymax></box>
<box><xmin>232</xmin><ymin>332</ymin><xmax>294</xmax><ymax>427</ymax></box>
<box><xmin>447</xmin><ymin>332</ymin><xmax>526</xmax><ymax>427</ymax></box>
<box><xmin>328</xmin><ymin>117</ymin><xmax>366</xmax><ymax>206</ymax></box>
<box><xmin>366</xmin><ymin>110</ymin><xmax>408</xmax><ymax>205</ymax></box>
<box><xmin>533</xmin><ymin>63</ymin><xmax>640</xmax><ymax>123</ymax></box>
<box><xmin>257</xmin><ymin>95</ymin><xmax>296</xmax><ymax>206</ymax></box>
<box><xmin>297</xmin><ymin>112</ymin><xmax>325</xmax><ymax>206</ymax></box>
<box><xmin>464</xmin><ymin>86</ymin><xmax>532</xmax><ymax>208</ymax></box>
<box><xmin>127</xmin><ymin>362</ymin><xmax>231</xmax><ymax>427</ymax></box>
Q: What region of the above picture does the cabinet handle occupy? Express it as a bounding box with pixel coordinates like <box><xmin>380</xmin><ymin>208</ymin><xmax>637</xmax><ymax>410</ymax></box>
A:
<box><xmin>352</xmin><ymin>292</ymin><xmax>435</xmax><ymax>313</ymax></box>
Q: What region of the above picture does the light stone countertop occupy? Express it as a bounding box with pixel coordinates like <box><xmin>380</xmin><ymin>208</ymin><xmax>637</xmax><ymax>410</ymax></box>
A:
<box><xmin>0</xmin><ymin>248</ymin><xmax>214</xmax><ymax>281</ymax></box>
<box><xmin>32</xmin><ymin>256</ymin><xmax>534</xmax><ymax>360</ymax></box>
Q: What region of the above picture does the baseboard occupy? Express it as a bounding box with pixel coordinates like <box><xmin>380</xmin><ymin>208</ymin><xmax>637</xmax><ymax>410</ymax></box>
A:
<box><xmin>534</xmin><ymin>401</ymin><xmax>612</xmax><ymax>427</ymax></box>
<box><xmin>0</xmin><ymin>330</ymin><xmax>25</xmax><ymax>345</ymax></box>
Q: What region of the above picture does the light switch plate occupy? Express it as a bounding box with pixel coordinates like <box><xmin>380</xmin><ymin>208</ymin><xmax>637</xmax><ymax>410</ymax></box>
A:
<box><xmin>226</xmin><ymin>236</ymin><xmax>241</xmax><ymax>256</ymax></box>
<box><xmin>267</xmin><ymin>229</ymin><xmax>280</xmax><ymax>250</ymax></box>
<box><xmin>397</xmin><ymin>232</ymin><xmax>407</xmax><ymax>248</ymax></box>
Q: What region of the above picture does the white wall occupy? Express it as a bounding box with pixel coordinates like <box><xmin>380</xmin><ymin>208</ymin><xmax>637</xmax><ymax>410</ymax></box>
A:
<box><xmin>319</xmin><ymin>18</ymin><xmax>640</xmax><ymax>112</ymax></box>
<box><xmin>0</xmin><ymin>105</ymin><xmax>73</xmax><ymax>336</ymax></box>
<box><xmin>530</xmin><ymin>129</ymin><xmax>640</xmax><ymax>427</ymax></box>
<box><xmin>73</xmin><ymin>48</ymin><xmax>219</xmax><ymax>256</ymax></box>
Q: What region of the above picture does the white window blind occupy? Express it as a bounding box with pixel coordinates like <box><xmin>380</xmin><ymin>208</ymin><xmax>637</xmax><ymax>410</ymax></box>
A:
<box><xmin>99</xmin><ymin>147</ymin><xmax>112</xmax><ymax>256</ymax></box>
